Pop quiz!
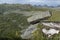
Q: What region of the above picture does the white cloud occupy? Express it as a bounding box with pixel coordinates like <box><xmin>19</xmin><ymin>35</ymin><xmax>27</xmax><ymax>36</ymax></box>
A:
<box><xmin>0</xmin><ymin>0</ymin><xmax>60</xmax><ymax>6</ymax></box>
<box><xmin>0</xmin><ymin>0</ymin><xmax>18</xmax><ymax>4</ymax></box>
<box><xmin>28</xmin><ymin>0</ymin><xmax>43</xmax><ymax>2</ymax></box>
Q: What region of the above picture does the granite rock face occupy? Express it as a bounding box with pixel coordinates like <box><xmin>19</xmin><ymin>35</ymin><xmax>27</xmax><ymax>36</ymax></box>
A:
<box><xmin>21</xmin><ymin>24</ymin><xmax>38</xmax><ymax>39</ymax></box>
<box><xmin>42</xmin><ymin>22</ymin><xmax>60</xmax><ymax>28</ymax></box>
<box><xmin>27</xmin><ymin>11</ymin><xmax>51</xmax><ymax>23</ymax></box>
<box><xmin>42</xmin><ymin>28</ymin><xmax>59</xmax><ymax>37</ymax></box>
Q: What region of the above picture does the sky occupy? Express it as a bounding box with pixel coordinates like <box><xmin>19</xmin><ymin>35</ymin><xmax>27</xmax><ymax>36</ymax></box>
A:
<box><xmin>0</xmin><ymin>0</ymin><xmax>60</xmax><ymax>6</ymax></box>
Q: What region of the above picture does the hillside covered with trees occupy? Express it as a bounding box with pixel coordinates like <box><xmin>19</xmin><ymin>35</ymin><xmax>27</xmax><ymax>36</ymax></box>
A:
<box><xmin>0</xmin><ymin>4</ymin><xmax>60</xmax><ymax>40</ymax></box>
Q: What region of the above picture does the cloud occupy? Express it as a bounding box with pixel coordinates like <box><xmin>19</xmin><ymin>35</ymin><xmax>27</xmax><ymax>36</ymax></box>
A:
<box><xmin>28</xmin><ymin>0</ymin><xmax>43</xmax><ymax>2</ymax></box>
<box><xmin>0</xmin><ymin>0</ymin><xmax>17</xmax><ymax>3</ymax></box>
<box><xmin>23</xmin><ymin>0</ymin><xmax>60</xmax><ymax>6</ymax></box>
<box><xmin>26</xmin><ymin>0</ymin><xmax>60</xmax><ymax>2</ymax></box>
<box><xmin>0</xmin><ymin>0</ymin><xmax>60</xmax><ymax>6</ymax></box>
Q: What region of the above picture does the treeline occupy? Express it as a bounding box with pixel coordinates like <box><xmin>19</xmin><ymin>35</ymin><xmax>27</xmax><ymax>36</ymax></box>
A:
<box><xmin>0</xmin><ymin>4</ymin><xmax>49</xmax><ymax>14</ymax></box>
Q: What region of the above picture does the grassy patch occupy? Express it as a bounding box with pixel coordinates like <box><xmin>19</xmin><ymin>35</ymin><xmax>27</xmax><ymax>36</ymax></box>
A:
<box><xmin>48</xmin><ymin>10</ymin><xmax>60</xmax><ymax>21</ymax></box>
